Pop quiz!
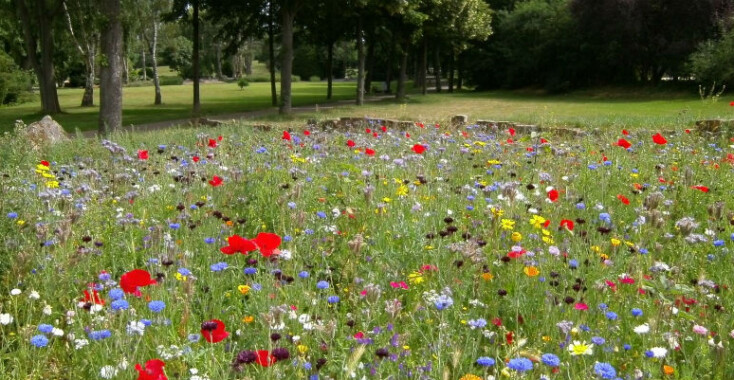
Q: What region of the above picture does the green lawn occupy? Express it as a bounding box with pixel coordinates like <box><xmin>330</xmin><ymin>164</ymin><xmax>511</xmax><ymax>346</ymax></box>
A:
<box><xmin>278</xmin><ymin>88</ymin><xmax>734</xmax><ymax>130</ymax></box>
<box><xmin>0</xmin><ymin>81</ymin><xmax>359</xmax><ymax>133</ymax></box>
<box><xmin>3</xmin><ymin>81</ymin><xmax>733</xmax><ymax>133</ymax></box>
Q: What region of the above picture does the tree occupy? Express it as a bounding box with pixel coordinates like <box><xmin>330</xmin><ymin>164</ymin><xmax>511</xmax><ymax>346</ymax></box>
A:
<box><xmin>13</xmin><ymin>0</ymin><xmax>64</xmax><ymax>114</ymax></box>
<box><xmin>136</xmin><ymin>0</ymin><xmax>172</xmax><ymax>105</ymax></box>
<box><xmin>168</xmin><ymin>0</ymin><xmax>203</xmax><ymax>115</ymax></box>
<box><xmin>99</xmin><ymin>0</ymin><xmax>124</xmax><ymax>134</ymax></box>
<box><xmin>63</xmin><ymin>0</ymin><xmax>100</xmax><ymax>107</ymax></box>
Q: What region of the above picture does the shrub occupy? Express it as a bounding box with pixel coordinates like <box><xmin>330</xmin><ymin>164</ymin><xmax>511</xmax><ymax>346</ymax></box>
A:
<box><xmin>159</xmin><ymin>76</ymin><xmax>184</xmax><ymax>86</ymax></box>
<box><xmin>238</xmin><ymin>77</ymin><xmax>250</xmax><ymax>89</ymax></box>
<box><xmin>0</xmin><ymin>52</ymin><xmax>33</xmax><ymax>105</ymax></box>
<box><xmin>308</xmin><ymin>75</ymin><xmax>322</xmax><ymax>82</ymax></box>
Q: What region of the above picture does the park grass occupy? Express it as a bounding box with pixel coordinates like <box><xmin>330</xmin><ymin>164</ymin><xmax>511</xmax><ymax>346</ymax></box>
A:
<box><xmin>2</xmin><ymin>79</ymin><xmax>733</xmax><ymax>133</ymax></box>
<box><xmin>268</xmin><ymin>88</ymin><xmax>734</xmax><ymax>130</ymax></box>
<box><xmin>0</xmin><ymin>81</ymin><xmax>358</xmax><ymax>133</ymax></box>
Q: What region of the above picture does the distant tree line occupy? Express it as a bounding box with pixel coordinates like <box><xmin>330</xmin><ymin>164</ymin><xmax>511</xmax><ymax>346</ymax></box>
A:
<box><xmin>2</xmin><ymin>0</ymin><xmax>734</xmax><ymax>133</ymax></box>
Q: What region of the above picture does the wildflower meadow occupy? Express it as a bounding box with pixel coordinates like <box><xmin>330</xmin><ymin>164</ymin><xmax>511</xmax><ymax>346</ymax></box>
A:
<box><xmin>1</xmin><ymin>121</ymin><xmax>734</xmax><ymax>380</ymax></box>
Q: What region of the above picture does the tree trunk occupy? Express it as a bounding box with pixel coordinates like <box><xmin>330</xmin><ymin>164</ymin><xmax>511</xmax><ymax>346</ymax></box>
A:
<box><xmin>396</xmin><ymin>49</ymin><xmax>408</xmax><ymax>101</ymax></box>
<box><xmin>447</xmin><ymin>51</ymin><xmax>454</xmax><ymax>93</ymax></box>
<box><xmin>421</xmin><ymin>40</ymin><xmax>428</xmax><ymax>95</ymax></box>
<box><xmin>81</xmin><ymin>49</ymin><xmax>95</xmax><ymax>107</ymax></box>
<box><xmin>356</xmin><ymin>14</ymin><xmax>365</xmax><ymax>106</ymax></box>
<box><xmin>268</xmin><ymin>3</ymin><xmax>277</xmax><ymax>107</ymax></box>
<box><xmin>141</xmin><ymin>43</ymin><xmax>146</xmax><ymax>81</ymax></box>
<box><xmin>385</xmin><ymin>44</ymin><xmax>392</xmax><ymax>94</ymax></box>
<box><xmin>326</xmin><ymin>41</ymin><xmax>333</xmax><ymax>100</ymax></box>
<box><xmin>192</xmin><ymin>0</ymin><xmax>201</xmax><ymax>115</ymax></box>
<box><xmin>457</xmin><ymin>55</ymin><xmax>463</xmax><ymax>90</ymax></box>
<box><xmin>151</xmin><ymin>20</ymin><xmax>162</xmax><ymax>105</ymax></box>
<box><xmin>16</xmin><ymin>0</ymin><xmax>63</xmax><ymax>114</ymax></box>
<box><xmin>434</xmin><ymin>45</ymin><xmax>441</xmax><ymax>93</ymax></box>
<box><xmin>99</xmin><ymin>0</ymin><xmax>123</xmax><ymax>135</ymax></box>
<box><xmin>122</xmin><ymin>54</ymin><xmax>129</xmax><ymax>85</ymax></box>
<box><xmin>365</xmin><ymin>37</ymin><xmax>375</xmax><ymax>95</ymax></box>
<box><xmin>279</xmin><ymin>6</ymin><xmax>295</xmax><ymax>114</ymax></box>
<box><xmin>216</xmin><ymin>42</ymin><xmax>223</xmax><ymax>80</ymax></box>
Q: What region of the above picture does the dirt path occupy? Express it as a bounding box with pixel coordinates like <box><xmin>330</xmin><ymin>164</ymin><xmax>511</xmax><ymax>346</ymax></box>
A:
<box><xmin>81</xmin><ymin>95</ymin><xmax>396</xmax><ymax>138</ymax></box>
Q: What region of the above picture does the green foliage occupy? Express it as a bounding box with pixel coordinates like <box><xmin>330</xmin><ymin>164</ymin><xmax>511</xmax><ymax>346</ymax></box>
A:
<box><xmin>161</xmin><ymin>35</ymin><xmax>193</xmax><ymax>78</ymax></box>
<box><xmin>308</xmin><ymin>75</ymin><xmax>322</xmax><ymax>82</ymax></box>
<box><xmin>293</xmin><ymin>44</ymin><xmax>323</xmax><ymax>81</ymax></box>
<box><xmin>237</xmin><ymin>77</ymin><xmax>249</xmax><ymax>89</ymax></box>
<box><xmin>689</xmin><ymin>29</ymin><xmax>734</xmax><ymax>86</ymax></box>
<box><xmin>0</xmin><ymin>51</ymin><xmax>33</xmax><ymax>105</ymax></box>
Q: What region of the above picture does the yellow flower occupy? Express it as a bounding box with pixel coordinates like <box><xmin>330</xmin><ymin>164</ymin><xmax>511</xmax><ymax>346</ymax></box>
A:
<box><xmin>529</xmin><ymin>215</ymin><xmax>547</xmax><ymax>229</ymax></box>
<box><xmin>16</xmin><ymin>220</ymin><xmax>25</xmax><ymax>226</ymax></box>
<box><xmin>590</xmin><ymin>245</ymin><xmax>601</xmax><ymax>253</ymax></box>
<box><xmin>473</xmin><ymin>141</ymin><xmax>486</xmax><ymax>147</ymax></box>
<box><xmin>500</xmin><ymin>219</ymin><xmax>515</xmax><ymax>230</ymax></box>
<box><xmin>460</xmin><ymin>375</ymin><xmax>482</xmax><ymax>380</ymax></box>
<box><xmin>45</xmin><ymin>181</ymin><xmax>59</xmax><ymax>188</ymax></box>
<box><xmin>610</xmin><ymin>238</ymin><xmax>621</xmax><ymax>247</ymax></box>
<box><xmin>524</xmin><ymin>266</ymin><xmax>540</xmax><ymax>277</ymax></box>
<box><xmin>408</xmin><ymin>271</ymin><xmax>424</xmax><ymax>284</ymax></box>
<box><xmin>487</xmin><ymin>159</ymin><xmax>501</xmax><ymax>165</ymax></box>
<box><xmin>491</xmin><ymin>207</ymin><xmax>504</xmax><ymax>217</ymax></box>
<box><xmin>238</xmin><ymin>285</ymin><xmax>251</xmax><ymax>295</ymax></box>
<box><xmin>174</xmin><ymin>272</ymin><xmax>187</xmax><ymax>282</ymax></box>
<box><xmin>568</xmin><ymin>341</ymin><xmax>594</xmax><ymax>356</ymax></box>
<box><xmin>41</xmin><ymin>172</ymin><xmax>55</xmax><ymax>179</ymax></box>
<box><xmin>396</xmin><ymin>185</ymin><xmax>409</xmax><ymax>197</ymax></box>
<box><xmin>382</xmin><ymin>197</ymin><xmax>392</xmax><ymax>203</ymax></box>
<box><xmin>297</xmin><ymin>344</ymin><xmax>309</xmax><ymax>354</ymax></box>
<box><xmin>542</xmin><ymin>235</ymin><xmax>554</xmax><ymax>244</ymax></box>
<box><xmin>243</xmin><ymin>315</ymin><xmax>254</xmax><ymax>323</ymax></box>
<box><xmin>511</xmin><ymin>232</ymin><xmax>523</xmax><ymax>242</ymax></box>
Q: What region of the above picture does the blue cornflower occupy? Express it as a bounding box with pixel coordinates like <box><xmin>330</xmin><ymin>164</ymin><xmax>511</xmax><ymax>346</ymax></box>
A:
<box><xmin>467</xmin><ymin>318</ymin><xmax>487</xmax><ymax>329</ymax></box>
<box><xmin>243</xmin><ymin>267</ymin><xmax>257</xmax><ymax>275</ymax></box>
<box><xmin>569</xmin><ymin>259</ymin><xmax>578</xmax><ymax>268</ymax></box>
<box><xmin>476</xmin><ymin>357</ymin><xmax>495</xmax><ymax>366</ymax></box>
<box><xmin>434</xmin><ymin>294</ymin><xmax>453</xmax><ymax>310</ymax></box>
<box><xmin>188</xmin><ymin>333</ymin><xmax>201</xmax><ymax>342</ymax></box>
<box><xmin>111</xmin><ymin>299</ymin><xmax>130</xmax><ymax>311</ymax></box>
<box><xmin>594</xmin><ymin>362</ymin><xmax>616</xmax><ymax>379</ymax></box>
<box><xmin>140</xmin><ymin>319</ymin><xmax>153</xmax><ymax>326</ymax></box>
<box><xmin>599</xmin><ymin>213</ymin><xmax>611</xmax><ymax>223</ymax></box>
<box><xmin>623</xmin><ymin>344</ymin><xmax>631</xmax><ymax>350</ymax></box>
<box><xmin>327</xmin><ymin>296</ymin><xmax>340</xmax><ymax>304</ymax></box>
<box><xmin>605</xmin><ymin>311</ymin><xmax>618</xmax><ymax>320</ymax></box>
<box><xmin>507</xmin><ymin>357</ymin><xmax>533</xmax><ymax>371</ymax></box>
<box><xmin>204</xmin><ymin>237</ymin><xmax>216</xmax><ymax>244</ymax></box>
<box><xmin>597</xmin><ymin>303</ymin><xmax>608</xmax><ymax>310</ymax></box>
<box><xmin>38</xmin><ymin>324</ymin><xmax>54</xmax><ymax>334</ymax></box>
<box><xmin>283</xmin><ymin>235</ymin><xmax>293</xmax><ymax>242</ymax></box>
<box><xmin>304</xmin><ymin>229</ymin><xmax>314</xmax><ymax>235</ymax></box>
<box><xmin>7</xmin><ymin>212</ymin><xmax>18</xmax><ymax>219</ymax></box>
<box><xmin>251</xmin><ymin>283</ymin><xmax>262</xmax><ymax>291</ymax></box>
<box><xmin>169</xmin><ymin>223</ymin><xmax>180</xmax><ymax>230</ymax></box>
<box><xmin>631</xmin><ymin>308</ymin><xmax>643</xmax><ymax>317</ymax></box>
<box><xmin>639</xmin><ymin>248</ymin><xmax>649</xmax><ymax>254</ymax></box>
<box><xmin>588</xmin><ymin>164</ymin><xmax>598</xmax><ymax>170</ymax></box>
<box><xmin>30</xmin><ymin>334</ymin><xmax>49</xmax><ymax>347</ymax></box>
<box><xmin>298</xmin><ymin>271</ymin><xmax>309</xmax><ymax>278</ymax></box>
<box><xmin>644</xmin><ymin>350</ymin><xmax>654</xmax><ymax>358</ymax></box>
<box><xmin>98</xmin><ymin>272</ymin><xmax>111</xmax><ymax>281</ymax></box>
<box><xmin>316</xmin><ymin>211</ymin><xmax>327</xmax><ymax>218</ymax></box>
<box><xmin>148</xmin><ymin>300</ymin><xmax>166</xmax><ymax>313</ymax></box>
<box><xmin>541</xmin><ymin>353</ymin><xmax>560</xmax><ymax>367</ymax></box>
<box><xmin>178</xmin><ymin>268</ymin><xmax>192</xmax><ymax>276</ymax></box>
<box><xmin>287</xmin><ymin>202</ymin><xmax>297</xmax><ymax>209</ymax></box>
<box><xmin>575</xmin><ymin>202</ymin><xmax>586</xmax><ymax>210</ymax></box>
<box><xmin>108</xmin><ymin>288</ymin><xmax>124</xmax><ymax>300</ymax></box>
<box><xmin>89</xmin><ymin>330</ymin><xmax>112</xmax><ymax>340</ymax></box>
<box><xmin>591</xmin><ymin>336</ymin><xmax>606</xmax><ymax>345</ymax></box>
<box><xmin>210</xmin><ymin>262</ymin><xmax>228</xmax><ymax>272</ymax></box>
<box><xmin>316</xmin><ymin>281</ymin><xmax>330</xmax><ymax>289</ymax></box>
<box><xmin>714</xmin><ymin>240</ymin><xmax>725</xmax><ymax>247</ymax></box>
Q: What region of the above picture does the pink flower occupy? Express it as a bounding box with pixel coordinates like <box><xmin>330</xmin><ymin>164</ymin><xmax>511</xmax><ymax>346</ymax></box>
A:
<box><xmin>390</xmin><ymin>281</ymin><xmax>409</xmax><ymax>289</ymax></box>
<box><xmin>574</xmin><ymin>303</ymin><xmax>589</xmax><ymax>311</ymax></box>
<box><xmin>693</xmin><ymin>325</ymin><xmax>709</xmax><ymax>336</ymax></box>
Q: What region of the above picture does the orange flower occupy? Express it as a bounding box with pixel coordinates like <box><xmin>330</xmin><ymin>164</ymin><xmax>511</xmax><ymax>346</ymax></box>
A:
<box><xmin>523</xmin><ymin>266</ymin><xmax>540</xmax><ymax>277</ymax></box>
<box><xmin>663</xmin><ymin>365</ymin><xmax>674</xmax><ymax>376</ymax></box>
<box><xmin>481</xmin><ymin>273</ymin><xmax>494</xmax><ymax>281</ymax></box>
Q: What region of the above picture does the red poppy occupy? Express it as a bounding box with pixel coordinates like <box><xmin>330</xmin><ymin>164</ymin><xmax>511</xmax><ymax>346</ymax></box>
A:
<box><xmin>411</xmin><ymin>144</ymin><xmax>426</xmax><ymax>154</ymax></box>
<box><xmin>505</xmin><ymin>331</ymin><xmax>514</xmax><ymax>345</ymax></box>
<box><xmin>82</xmin><ymin>289</ymin><xmax>105</xmax><ymax>305</ymax></box>
<box><xmin>303</xmin><ymin>130</ymin><xmax>310</xmax><ymax>136</ymax></box>
<box><xmin>547</xmin><ymin>189</ymin><xmax>559</xmax><ymax>202</ymax></box>
<box><xmin>365</xmin><ymin>128</ymin><xmax>371</xmax><ymax>134</ymax></box>
<box><xmin>508</xmin><ymin>128</ymin><xmax>516</xmax><ymax>137</ymax></box>
<box><xmin>730</xmin><ymin>101</ymin><xmax>734</xmax><ymax>106</ymax></box>
<box><xmin>540</xmin><ymin>138</ymin><xmax>549</xmax><ymax>144</ymax></box>
<box><xmin>617</xmin><ymin>194</ymin><xmax>630</xmax><ymax>205</ymax></box>
<box><xmin>622</xmin><ymin>129</ymin><xmax>629</xmax><ymax>135</ymax></box>
<box><xmin>365</xmin><ymin>148</ymin><xmax>375</xmax><ymax>156</ymax></box>
<box><xmin>192</xmin><ymin>156</ymin><xmax>200</xmax><ymax>163</ymax></box>
<box><xmin>652</xmin><ymin>133</ymin><xmax>667</xmax><ymax>145</ymax></box>
<box><xmin>616</xmin><ymin>139</ymin><xmax>632</xmax><ymax>149</ymax></box>
<box><xmin>381</xmin><ymin>126</ymin><xmax>387</xmax><ymax>132</ymax></box>
<box><xmin>201</xmin><ymin>319</ymin><xmax>229</xmax><ymax>343</ymax></box>
<box><xmin>253</xmin><ymin>232</ymin><xmax>282</xmax><ymax>257</ymax></box>
<box><xmin>685</xmin><ymin>129</ymin><xmax>691</xmax><ymax>134</ymax></box>
<box><xmin>507</xmin><ymin>249</ymin><xmax>526</xmax><ymax>259</ymax></box>
<box><xmin>138</xmin><ymin>150</ymin><xmax>149</xmax><ymax>160</ymax></box>
<box><xmin>405</xmin><ymin>133</ymin><xmax>411</xmax><ymax>138</ymax></box>
<box><xmin>209</xmin><ymin>175</ymin><xmax>223</xmax><ymax>187</ymax></box>
<box><xmin>559</xmin><ymin>219</ymin><xmax>574</xmax><ymax>231</ymax></box>
<box><xmin>120</xmin><ymin>269</ymin><xmax>157</xmax><ymax>296</ymax></box>
<box><xmin>691</xmin><ymin>185</ymin><xmax>709</xmax><ymax>193</ymax></box>
<box><xmin>543</xmin><ymin>219</ymin><xmax>551</xmax><ymax>229</ymax></box>
<box><xmin>208</xmin><ymin>139</ymin><xmax>217</xmax><ymax>148</ymax></box>
<box><xmin>282</xmin><ymin>131</ymin><xmax>291</xmax><ymax>141</ymax></box>
<box><xmin>220</xmin><ymin>235</ymin><xmax>257</xmax><ymax>255</ymax></box>
<box><xmin>135</xmin><ymin>359</ymin><xmax>167</xmax><ymax>380</ymax></box>
<box><xmin>40</xmin><ymin>160</ymin><xmax>50</xmax><ymax>167</ymax></box>
<box><xmin>255</xmin><ymin>350</ymin><xmax>276</xmax><ymax>367</ymax></box>
<box><xmin>346</xmin><ymin>140</ymin><xmax>356</xmax><ymax>148</ymax></box>
<box><xmin>492</xmin><ymin>317</ymin><xmax>502</xmax><ymax>327</ymax></box>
